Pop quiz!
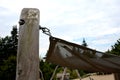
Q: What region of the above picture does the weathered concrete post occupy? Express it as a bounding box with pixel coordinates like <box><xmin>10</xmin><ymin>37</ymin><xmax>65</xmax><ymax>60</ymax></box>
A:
<box><xmin>16</xmin><ymin>8</ymin><xmax>40</xmax><ymax>80</ymax></box>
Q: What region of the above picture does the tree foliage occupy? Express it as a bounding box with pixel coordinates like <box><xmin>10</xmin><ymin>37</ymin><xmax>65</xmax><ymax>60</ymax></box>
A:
<box><xmin>82</xmin><ymin>38</ymin><xmax>88</xmax><ymax>47</ymax></box>
<box><xmin>0</xmin><ymin>26</ymin><xmax>18</xmax><ymax>80</ymax></box>
<box><xmin>109</xmin><ymin>39</ymin><xmax>120</xmax><ymax>56</ymax></box>
<box><xmin>40</xmin><ymin>60</ymin><xmax>58</xmax><ymax>80</ymax></box>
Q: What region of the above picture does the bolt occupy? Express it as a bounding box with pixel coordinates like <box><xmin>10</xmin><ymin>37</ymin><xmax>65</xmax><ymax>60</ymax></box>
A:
<box><xmin>18</xmin><ymin>69</ymin><xmax>22</xmax><ymax>75</ymax></box>
<box><xmin>19</xmin><ymin>19</ymin><xmax>25</xmax><ymax>25</ymax></box>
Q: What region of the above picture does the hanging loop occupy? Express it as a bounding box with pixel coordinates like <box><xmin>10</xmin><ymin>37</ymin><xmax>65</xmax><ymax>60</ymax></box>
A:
<box><xmin>39</xmin><ymin>25</ymin><xmax>52</xmax><ymax>37</ymax></box>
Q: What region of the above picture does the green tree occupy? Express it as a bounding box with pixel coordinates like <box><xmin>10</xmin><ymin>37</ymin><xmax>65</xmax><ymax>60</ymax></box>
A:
<box><xmin>109</xmin><ymin>39</ymin><xmax>120</xmax><ymax>56</ymax></box>
<box><xmin>78</xmin><ymin>38</ymin><xmax>93</xmax><ymax>77</ymax></box>
<box><xmin>106</xmin><ymin>38</ymin><xmax>120</xmax><ymax>80</ymax></box>
<box><xmin>0</xmin><ymin>26</ymin><xmax>18</xmax><ymax>80</ymax></box>
<box><xmin>82</xmin><ymin>38</ymin><xmax>88</xmax><ymax>47</ymax></box>
<box><xmin>40</xmin><ymin>60</ymin><xmax>57</xmax><ymax>80</ymax></box>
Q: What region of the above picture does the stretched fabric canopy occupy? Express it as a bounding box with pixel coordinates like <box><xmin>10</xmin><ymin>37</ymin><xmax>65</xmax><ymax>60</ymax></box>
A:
<box><xmin>46</xmin><ymin>37</ymin><xmax>120</xmax><ymax>73</ymax></box>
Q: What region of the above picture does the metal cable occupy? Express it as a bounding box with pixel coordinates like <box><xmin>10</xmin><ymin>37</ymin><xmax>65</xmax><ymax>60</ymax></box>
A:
<box><xmin>39</xmin><ymin>25</ymin><xmax>52</xmax><ymax>37</ymax></box>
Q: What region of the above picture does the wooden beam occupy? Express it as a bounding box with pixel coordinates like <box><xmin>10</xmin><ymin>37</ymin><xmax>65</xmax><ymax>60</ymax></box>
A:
<box><xmin>61</xmin><ymin>67</ymin><xmax>67</xmax><ymax>80</ymax></box>
<box><xmin>50</xmin><ymin>65</ymin><xmax>59</xmax><ymax>80</ymax></box>
<box><xmin>114</xmin><ymin>73</ymin><xmax>120</xmax><ymax>80</ymax></box>
<box><xmin>16</xmin><ymin>8</ymin><xmax>40</xmax><ymax>80</ymax></box>
<box><xmin>75</xmin><ymin>70</ymin><xmax>81</xmax><ymax>80</ymax></box>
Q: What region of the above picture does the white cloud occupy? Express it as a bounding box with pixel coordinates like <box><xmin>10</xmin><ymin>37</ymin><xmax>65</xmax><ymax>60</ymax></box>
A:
<box><xmin>0</xmin><ymin>0</ymin><xmax>120</xmax><ymax>57</ymax></box>
<box><xmin>92</xmin><ymin>39</ymin><xmax>113</xmax><ymax>45</ymax></box>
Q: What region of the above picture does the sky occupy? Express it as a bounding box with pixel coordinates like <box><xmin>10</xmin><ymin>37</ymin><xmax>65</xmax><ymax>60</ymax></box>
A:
<box><xmin>0</xmin><ymin>0</ymin><xmax>120</xmax><ymax>58</ymax></box>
